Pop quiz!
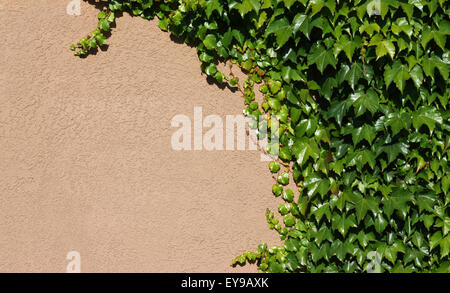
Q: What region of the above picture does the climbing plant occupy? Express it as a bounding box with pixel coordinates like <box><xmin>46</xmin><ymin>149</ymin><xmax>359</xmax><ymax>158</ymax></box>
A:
<box><xmin>73</xmin><ymin>0</ymin><xmax>449</xmax><ymax>272</ymax></box>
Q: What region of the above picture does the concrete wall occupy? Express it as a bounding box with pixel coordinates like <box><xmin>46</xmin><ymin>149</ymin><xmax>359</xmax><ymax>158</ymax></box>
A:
<box><xmin>0</xmin><ymin>0</ymin><xmax>281</xmax><ymax>272</ymax></box>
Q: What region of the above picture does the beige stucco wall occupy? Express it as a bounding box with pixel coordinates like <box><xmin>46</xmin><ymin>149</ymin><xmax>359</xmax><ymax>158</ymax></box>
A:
<box><xmin>0</xmin><ymin>0</ymin><xmax>281</xmax><ymax>272</ymax></box>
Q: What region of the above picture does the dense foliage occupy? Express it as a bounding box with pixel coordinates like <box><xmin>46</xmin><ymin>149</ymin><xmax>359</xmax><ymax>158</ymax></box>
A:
<box><xmin>73</xmin><ymin>0</ymin><xmax>449</xmax><ymax>272</ymax></box>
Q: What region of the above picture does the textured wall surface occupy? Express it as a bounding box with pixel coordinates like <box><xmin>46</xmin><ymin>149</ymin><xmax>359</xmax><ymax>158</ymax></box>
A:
<box><xmin>0</xmin><ymin>0</ymin><xmax>280</xmax><ymax>272</ymax></box>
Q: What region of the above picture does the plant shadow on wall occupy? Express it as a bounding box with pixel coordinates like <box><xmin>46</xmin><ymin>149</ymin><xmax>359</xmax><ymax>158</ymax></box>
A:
<box><xmin>72</xmin><ymin>0</ymin><xmax>450</xmax><ymax>273</ymax></box>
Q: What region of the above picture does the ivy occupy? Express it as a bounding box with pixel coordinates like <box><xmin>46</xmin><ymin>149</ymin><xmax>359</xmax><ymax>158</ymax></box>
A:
<box><xmin>73</xmin><ymin>0</ymin><xmax>449</xmax><ymax>273</ymax></box>
<box><xmin>71</xmin><ymin>10</ymin><xmax>115</xmax><ymax>56</ymax></box>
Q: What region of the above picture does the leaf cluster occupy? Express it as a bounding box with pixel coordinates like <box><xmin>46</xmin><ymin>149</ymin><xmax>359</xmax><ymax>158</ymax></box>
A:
<box><xmin>75</xmin><ymin>0</ymin><xmax>449</xmax><ymax>273</ymax></box>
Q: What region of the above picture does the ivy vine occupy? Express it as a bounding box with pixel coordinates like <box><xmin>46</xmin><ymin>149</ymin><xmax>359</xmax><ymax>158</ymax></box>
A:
<box><xmin>73</xmin><ymin>0</ymin><xmax>449</xmax><ymax>273</ymax></box>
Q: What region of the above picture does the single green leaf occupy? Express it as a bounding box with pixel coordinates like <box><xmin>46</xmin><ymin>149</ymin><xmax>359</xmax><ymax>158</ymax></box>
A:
<box><xmin>357</xmin><ymin>230</ymin><xmax>375</xmax><ymax>248</ymax></box>
<box><xmin>235</xmin><ymin>0</ymin><xmax>261</xmax><ymax>17</ymax></box>
<box><xmin>345</xmin><ymin>63</ymin><xmax>364</xmax><ymax>90</ymax></box>
<box><xmin>349</xmin><ymin>192</ymin><xmax>379</xmax><ymax>223</ymax></box>
<box><xmin>415</xmin><ymin>193</ymin><xmax>438</xmax><ymax>213</ymax></box>
<box><xmin>284</xmin><ymin>214</ymin><xmax>296</xmax><ymax>227</ymax></box>
<box><xmin>370</xmin><ymin>34</ymin><xmax>395</xmax><ymax>59</ymax></box>
<box><xmin>204</xmin><ymin>63</ymin><xmax>217</xmax><ymax>75</ymax></box>
<box><xmin>205</xmin><ymin>0</ymin><xmax>223</xmax><ymax>18</ymax></box>
<box><xmin>412</xmin><ymin>106</ymin><xmax>443</xmax><ymax>133</ymax></box>
<box><xmin>422</xmin><ymin>53</ymin><xmax>449</xmax><ymax>80</ymax></box>
<box><xmin>327</xmin><ymin>100</ymin><xmax>346</xmax><ymax>126</ymax></box>
<box><xmin>232</xmin><ymin>29</ymin><xmax>244</xmax><ymax>47</ymax></box>
<box><xmin>98</xmin><ymin>19</ymin><xmax>110</xmax><ymax>31</ymax></box>
<box><xmin>307</xmin><ymin>44</ymin><xmax>337</xmax><ymax>74</ymax></box>
<box><xmin>409</xmin><ymin>65</ymin><xmax>424</xmax><ymax>89</ymax></box>
<box><xmin>430</xmin><ymin>231</ymin><xmax>443</xmax><ymax>251</ymax></box>
<box><xmin>309</xmin><ymin>0</ymin><xmax>325</xmax><ymax>16</ymax></box>
<box><xmin>282</xmin><ymin>189</ymin><xmax>295</xmax><ymax>202</ymax></box>
<box><xmin>347</xmin><ymin>89</ymin><xmax>379</xmax><ymax>117</ymax></box>
<box><xmin>352</xmin><ymin>124</ymin><xmax>376</xmax><ymax>146</ymax></box>
<box><xmin>278</xmin><ymin>203</ymin><xmax>291</xmax><ymax>215</ymax></box>
<box><xmin>291</xmin><ymin>137</ymin><xmax>320</xmax><ymax>166</ymax></box>
<box><xmin>422</xmin><ymin>26</ymin><xmax>447</xmax><ymax>50</ymax></box>
<box><xmin>203</xmin><ymin>34</ymin><xmax>217</xmax><ymax>50</ymax></box>
<box><xmin>303</xmin><ymin>173</ymin><xmax>330</xmax><ymax>199</ymax></box>
<box><xmin>391</xmin><ymin>17</ymin><xmax>413</xmax><ymax>37</ymax></box>
<box><xmin>278</xmin><ymin>172</ymin><xmax>290</xmax><ymax>185</ymax></box>
<box><xmin>385</xmin><ymin>112</ymin><xmax>411</xmax><ymax>136</ymax></box>
<box><xmin>292</xmin><ymin>14</ymin><xmax>310</xmax><ymax>38</ymax></box>
<box><xmin>272</xmin><ymin>184</ymin><xmax>283</xmax><ymax>196</ymax></box>
<box><xmin>265</xmin><ymin>17</ymin><xmax>293</xmax><ymax>48</ymax></box>
<box><xmin>333</xmin><ymin>35</ymin><xmax>361</xmax><ymax>62</ymax></box>
<box><xmin>382</xmin><ymin>188</ymin><xmax>414</xmax><ymax>218</ymax></box>
<box><xmin>384</xmin><ymin>61</ymin><xmax>410</xmax><ymax>93</ymax></box>
<box><xmin>374</xmin><ymin>213</ymin><xmax>388</xmax><ymax>234</ymax></box>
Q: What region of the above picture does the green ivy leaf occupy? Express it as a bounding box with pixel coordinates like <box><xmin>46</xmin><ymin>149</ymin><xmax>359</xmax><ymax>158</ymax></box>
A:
<box><xmin>332</xmin><ymin>213</ymin><xmax>356</xmax><ymax>237</ymax></box>
<box><xmin>278</xmin><ymin>203</ymin><xmax>291</xmax><ymax>215</ymax></box>
<box><xmin>292</xmin><ymin>14</ymin><xmax>310</xmax><ymax>38</ymax></box>
<box><xmin>303</xmin><ymin>173</ymin><xmax>330</xmax><ymax>199</ymax></box>
<box><xmin>382</xmin><ymin>188</ymin><xmax>414</xmax><ymax>218</ymax></box>
<box><xmin>381</xmin><ymin>142</ymin><xmax>409</xmax><ymax>165</ymax></box>
<box><xmin>352</xmin><ymin>124</ymin><xmax>376</xmax><ymax>146</ymax></box>
<box><xmin>281</xmin><ymin>66</ymin><xmax>303</xmax><ymax>83</ymax></box>
<box><xmin>235</xmin><ymin>0</ymin><xmax>261</xmax><ymax>17</ymax></box>
<box><xmin>357</xmin><ymin>230</ymin><xmax>375</xmax><ymax>248</ymax></box>
<box><xmin>369</xmin><ymin>34</ymin><xmax>395</xmax><ymax>60</ymax></box>
<box><xmin>284</xmin><ymin>214</ymin><xmax>296</xmax><ymax>227</ymax></box>
<box><xmin>430</xmin><ymin>231</ymin><xmax>443</xmax><ymax>251</ymax></box>
<box><xmin>204</xmin><ymin>63</ymin><xmax>217</xmax><ymax>75</ymax></box>
<box><xmin>205</xmin><ymin>0</ymin><xmax>223</xmax><ymax>19</ymax></box>
<box><xmin>203</xmin><ymin>34</ymin><xmax>217</xmax><ymax>50</ymax></box>
<box><xmin>415</xmin><ymin>193</ymin><xmax>438</xmax><ymax>213</ymax></box>
<box><xmin>307</xmin><ymin>43</ymin><xmax>337</xmax><ymax>74</ymax></box>
<box><xmin>295</xmin><ymin>118</ymin><xmax>317</xmax><ymax>137</ymax></box>
<box><xmin>404</xmin><ymin>247</ymin><xmax>426</xmax><ymax>267</ymax></box>
<box><xmin>374</xmin><ymin>213</ymin><xmax>388</xmax><ymax>234</ymax></box>
<box><xmin>327</xmin><ymin>100</ymin><xmax>347</xmax><ymax>126</ymax></box>
<box><xmin>349</xmin><ymin>192</ymin><xmax>379</xmax><ymax>223</ymax></box>
<box><xmin>384</xmin><ymin>61</ymin><xmax>410</xmax><ymax>93</ymax></box>
<box><xmin>385</xmin><ymin>112</ymin><xmax>411</xmax><ymax>136</ymax></box>
<box><xmin>391</xmin><ymin>17</ymin><xmax>413</xmax><ymax>37</ymax></box>
<box><xmin>309</xmin><ymin>0</ymin><xmax>325</xmax><ymax>16</ymax></box>
<box><xmin>345</xmin><ymin>63</ymin><xmax>364</xmax><ymax>90</ymax></box>
<box><xmin>347</xmin><ymin>89</ymin><xmax>379</xmax><ymax>117</ymax></box>
<box><xmin>282</xmin><ymin>189</ymin><xmax>295</xmax><ymax>202</ymax></box>
<box><xmin>333</xmin><ymin>35</ymin><xmax>361</xmax><ymax>62</ymax></box>
<box><xmin>412</xmin><ymin>106</ymin><xmax>443</xmax><ymax>133</ymax></box>
<box><xmin>98</xmin><ymin>18</ymin><xmax>110</xmax><ymax>31</ymax></box>
<box><xmin>278</xmin><ymin>172</ymin><xmax>290</xmax><ymax>186</ymax></box>
<box><xmin>409</xmin><ymin>65</ymin><xmax>424</xmax><ymax>89</ymax></box>
<box><xmin>88</xmin><ymin>38</ymin><xmax>97</xmax><ymax>49</ymax></box>
<box><xmin>440</xmin><ymin>236</ymin><xmax>449</xmax><ymax>259</ymax></box>
<box><xmin>422</xmin><ymin>53</ymin><xmax>449</xmax><ymax>80</ymax></box>
<box><xmin>269</xmin><ymin>161</ymin><xmax>281</xmax><ymax>173</ymax></box>
<box><xmin>95</xmin><ymin>33</ymin><xmax>107</xmax><ymax>46</ymax></box>
<box><xmin>272</xmin><ymin>184</ymin><xmax>283</xmax><ymax>197</ymax></box>
<box><xmin>291</xmin><ymin>137</ymin><xmax>320</xmax><ymax>166</ymax></box>
<box><xmin>265</xmin><ymin>17</ymin><xmax>293</xmax><ymax>48</ymax></box>
<box><xmin>422</xmin><ymin>26</ymin><xmax>447</xmax><ymax>50</ymax></box>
